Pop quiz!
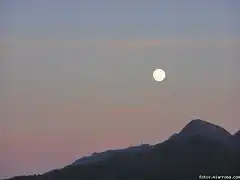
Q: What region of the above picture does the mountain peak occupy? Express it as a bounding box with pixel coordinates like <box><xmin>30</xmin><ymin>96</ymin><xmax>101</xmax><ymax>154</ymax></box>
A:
<box><xmin>182</xmin><ymin>119</ymin><xmax>231</xmax><ymax>134</ymax></box>
<box><xmin>178</xmin><ymin>119</ymin><xmax>232</xmax><ymax>144</ymax></box>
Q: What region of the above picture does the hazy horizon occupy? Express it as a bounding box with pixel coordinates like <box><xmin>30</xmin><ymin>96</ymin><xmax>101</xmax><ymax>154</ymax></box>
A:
<box><xmin>0</xmin><ymin>0</ymin><xmax>239</xmax><ymax>178</ymax></box>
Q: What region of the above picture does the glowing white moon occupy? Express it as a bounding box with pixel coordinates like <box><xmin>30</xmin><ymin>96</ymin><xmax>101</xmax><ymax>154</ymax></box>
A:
<box><xmin>153</xmin><ymin>69</ymin><xmax>166</xmax><ymax>82</ymax></box>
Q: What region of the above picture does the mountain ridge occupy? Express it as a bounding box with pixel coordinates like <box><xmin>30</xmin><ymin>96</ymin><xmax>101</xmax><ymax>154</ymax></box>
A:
<box><xmin>6</xmin><ymin>119</ymin><xmax>240</xmax><ymax>180</ymax></box>
<box><xmin>71</xmin><ymin>119</ymin><xmax>235</xmax><ymax>166</ymax></box>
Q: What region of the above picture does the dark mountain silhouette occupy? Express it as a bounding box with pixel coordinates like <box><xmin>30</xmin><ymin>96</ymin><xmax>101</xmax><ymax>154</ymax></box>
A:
<box><xmin>171</xmin><ymin>119</ymin><xmax>234</xmax><ymax>146</ymax></box>
<box><xmin>5</xmin><ymin>119</ymin><xmax>240</xmax><ymax>180</ymax></box>
<box><xmin>234</xmin><ymin>131</ymin><xmax>240</xmax><ymax>148</ymax></box>
<box><xmin>71</xmin><ymin>144</ymin><xmax>151</xmax><ymax>166</ymax></box>
<box><xmin>234</xmin><ymin>131</ymin><xmax>240</xmax><ymax>139</ymax></box>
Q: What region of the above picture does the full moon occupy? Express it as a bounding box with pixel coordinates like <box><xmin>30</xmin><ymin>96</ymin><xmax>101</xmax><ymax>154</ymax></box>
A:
<box><xmin>153</xmin><ymin>69</ymin><xmax>166</xmax><ymax>82</ymax></box>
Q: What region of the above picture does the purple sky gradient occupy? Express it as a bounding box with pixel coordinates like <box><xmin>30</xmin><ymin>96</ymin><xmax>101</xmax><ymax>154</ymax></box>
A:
<box><xmin>0</xmin><ymin>0</ymin><xmax>239</xmax><ymax>178</ymax></box>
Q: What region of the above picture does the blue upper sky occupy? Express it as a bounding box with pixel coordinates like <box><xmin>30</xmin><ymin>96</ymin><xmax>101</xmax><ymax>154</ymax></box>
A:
<box><xmin>2</xmin><ymin>0</ymin><xmax>239</xmax><ymax>39</ymax></box>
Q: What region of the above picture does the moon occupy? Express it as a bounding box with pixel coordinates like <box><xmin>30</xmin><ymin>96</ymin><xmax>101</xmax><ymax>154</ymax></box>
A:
<box><xmin>153</xmin><ymin>69</ymin><xmax>166</xmax><ymax>82</ymax></box>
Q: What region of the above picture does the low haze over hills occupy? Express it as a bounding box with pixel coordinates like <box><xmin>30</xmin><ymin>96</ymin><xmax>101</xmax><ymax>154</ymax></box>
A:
<box><xmin>6</xmin><ymin>119</ymin><xmax>240</xmax><ymax>180</ymax></box>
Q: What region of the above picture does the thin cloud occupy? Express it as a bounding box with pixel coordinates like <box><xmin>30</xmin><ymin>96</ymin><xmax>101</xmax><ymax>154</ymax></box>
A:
<box><xmin>105</xmin><ymin>39</ymin><xmax>162</xmax><ymax>50</ymax></box>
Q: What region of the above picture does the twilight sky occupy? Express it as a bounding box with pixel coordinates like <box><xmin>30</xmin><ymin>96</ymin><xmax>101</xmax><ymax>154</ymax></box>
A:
<box><xmin>0</xmin><ymin>0</ymin><xmax>239</xmax><ymax>178</ymax></box>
